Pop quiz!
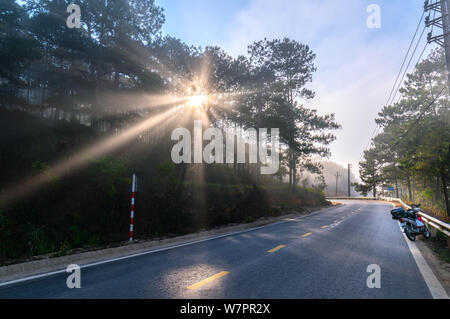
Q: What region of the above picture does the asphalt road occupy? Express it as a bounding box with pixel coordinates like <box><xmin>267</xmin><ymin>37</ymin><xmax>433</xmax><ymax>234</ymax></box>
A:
<box><xmin>0</xmin><ymin>200</ymin><xmax>435</xmax><ymax>299</ymax></box>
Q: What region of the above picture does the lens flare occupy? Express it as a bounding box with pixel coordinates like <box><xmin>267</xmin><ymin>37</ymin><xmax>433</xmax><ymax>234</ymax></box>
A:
<box><xmin>187</xmin><ymin>94</ymin><xmax>208</xmax><ymax>108</ymax></box>
<box><xmin>0</xmin><ymin>107</ymin><xmax>178</xmax><ymax>206</ymax></box>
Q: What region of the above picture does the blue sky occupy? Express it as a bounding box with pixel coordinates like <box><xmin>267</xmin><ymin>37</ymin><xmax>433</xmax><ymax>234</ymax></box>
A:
<box><xmin>155</xmin><ymin>0</ymin><xmax>434</xmax><ymax>176</ymax></box>
<box><xmin>157</xmin><ymin>0</ymin><xmax>248</xmax><ymax>48</ymax></box>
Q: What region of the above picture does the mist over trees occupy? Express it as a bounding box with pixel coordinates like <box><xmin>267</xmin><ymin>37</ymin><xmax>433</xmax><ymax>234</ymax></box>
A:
<box><xmin>356</xmin><ymin>49</ymin><xmax>449</xmax><ymax>218</ymax></box>
<box><xmin>0</xmin><ymin>0</ymin><xmax>341</xmax><ymax>261</ymax></box>
<box><xmin>288</xmin><ymin>158</ymin><xmax>359</xmax><ymax>197</ymax></box>
<box><xmin>1</xmin><ymin>0</ymin><xmax>340</xmax><ymax>179</ymax></box>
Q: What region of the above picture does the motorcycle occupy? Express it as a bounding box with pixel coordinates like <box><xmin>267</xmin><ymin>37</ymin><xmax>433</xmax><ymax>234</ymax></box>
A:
<box><xmin>391</xmin><ymin>204</ymin><xmax>431</xmax><ymax>241</ymax></box>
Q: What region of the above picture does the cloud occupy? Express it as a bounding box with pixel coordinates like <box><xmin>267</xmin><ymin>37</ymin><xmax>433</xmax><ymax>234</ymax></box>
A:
<box><xmin>219</xmin><ymin>0</ymin><xmax>426</xmax><ymax>173</ymax></box>
<box><xmin>223</xmin><ymin>0</ymin><xmax>364</xmax><ymax>56</ymax></box>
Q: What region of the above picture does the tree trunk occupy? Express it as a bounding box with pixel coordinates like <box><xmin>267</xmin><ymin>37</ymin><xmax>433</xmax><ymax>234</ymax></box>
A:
<box><xmin>435</xmin><ymin>176</ymin><xmax>441</xmax><ymax>203</ymax></box>
<box><xmin>442</xmin><ymin>175</ymin><xmax>450</xmax><ymax>218</ymax></box>
<box><xmin>292</xmin><ymin>153</ymin><xmax>296</xmax><ymax>192</ymax></box>
<box><xmin>406</xmin><ymin>170</ymin><xmax>412</xmax><ymax>201</ymax></box>
<box><xmin>288</xmin><ymin>150</ymin><xmax>293</xmax><ymax>188</ymax></box>
<box><xmin>395</xmin><ymin>176</ymin><xmax>399</xmax><ymax>198</ymax></box>
<box><xmin>233</xmin><ymin>124</ymin><xmax>237</xmax><ymax>172</ymax></box>
<box><xmin>26</xmin><ymin>70</ymin><xmax>31</xmax><ymax>108</ymax></box>
<box><xmin>423</xmin><ymin>171</ymin><xmax>426</xmax><ymax>189</ymax></box>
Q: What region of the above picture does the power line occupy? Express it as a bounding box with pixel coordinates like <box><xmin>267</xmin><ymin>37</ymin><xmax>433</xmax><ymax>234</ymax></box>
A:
<box><xmin>390</xmin><ymin>86</ymin><xmax>446</xmax><ymax>150</ymax></box>
<box><xmin>394</xmin><ymin>41</ymin><xmax>429</xmax><ymax>105</ymax></box>
<box><xmin>369</xmin><ymin>85</ymin><xmax>446</xmax><ymax>174</ymax></box>
<box><xmin>359</xmin><ymin>12</ymin><xmax>427</xmax><ymax>164</ymax></box>
<box><xmin>390</xmin><ymin>26</ymin><xmax>428</xmax><ymax>105</ymax></box>
<box><xmin>358</xmin><ymin>2</ymin><xmax>449</xmax><ymax>182</ymax></box>
<box><xmin>386</xmin><ymin>12</ymin><xmax>425</xmax><ymax>106</ymax></box>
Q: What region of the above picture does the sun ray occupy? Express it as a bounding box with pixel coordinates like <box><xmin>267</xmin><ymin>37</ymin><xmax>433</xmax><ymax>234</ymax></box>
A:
<box><xmin>0</xmin><ymin>107</ymin><xmax>179</xmax><ymax>206</ymax></box>
<box><xmin>95</xmin><ymin>92</ymin><xmax>186</xmax><ymax>113</ymax></box>
<box><xmin>0</xmin><ymin>47</ymin><xmax>263</xmax><ymax>207</ymax></box>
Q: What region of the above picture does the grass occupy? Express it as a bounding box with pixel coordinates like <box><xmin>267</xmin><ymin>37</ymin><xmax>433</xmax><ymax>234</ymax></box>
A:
<box><xmin>427</xmin><ymin>232</ymin><xmax>450</xmax><ymax>264</ymax></box>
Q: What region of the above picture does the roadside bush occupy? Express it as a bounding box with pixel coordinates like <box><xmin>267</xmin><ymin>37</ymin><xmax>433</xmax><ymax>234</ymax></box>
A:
<box><xmin>0</xmin><ymin>110</ymin><xmax>329</xmax><ymax>263</ymax></box>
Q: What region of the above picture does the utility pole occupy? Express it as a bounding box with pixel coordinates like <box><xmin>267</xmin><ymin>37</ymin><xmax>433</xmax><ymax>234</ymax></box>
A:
<box><xmin>443</xmin><ymin>0</ymin><xmax>450</xmax><ymax>93</ymax></box>
<box><xmin>335</xmin><ymin>172</ymin><xmax>341</xmax><ymax>197</ymax></box>
<box><xmin>425</xmin><ymin>0</ymin><xmax>450</xmax><ymax>93</ymax></box>
<box><xmin>348</xmin><ymin>164</ymin><xmax>352</xmax><ymax>197</ymax></box>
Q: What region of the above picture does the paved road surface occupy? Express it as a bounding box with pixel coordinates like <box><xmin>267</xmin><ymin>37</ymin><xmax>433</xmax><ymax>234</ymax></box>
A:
<box><xmin>0</xmin><ymin>201</ymin><xmax>435</xmax><ymax>299</ymax></box>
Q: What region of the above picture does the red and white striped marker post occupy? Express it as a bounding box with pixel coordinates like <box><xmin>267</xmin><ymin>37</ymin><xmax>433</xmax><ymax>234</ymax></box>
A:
<box><xmin>129</xmin><ymin>174</ymin><xmax>137</xmax><ymax>242</ymax></box>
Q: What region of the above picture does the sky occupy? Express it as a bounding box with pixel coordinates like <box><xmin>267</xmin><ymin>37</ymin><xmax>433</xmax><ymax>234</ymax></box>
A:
<box><xmin>156</xmin><ymin>0</ymin><xmax>433</xmax><ymax>177</ymax></box>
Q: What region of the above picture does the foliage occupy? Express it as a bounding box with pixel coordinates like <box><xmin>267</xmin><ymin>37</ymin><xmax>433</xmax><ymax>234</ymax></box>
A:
<box><xmin>359</xmin><ymin>48</ymin><xmax>449</xmax><ymax>217</ymax></box>
<box><xmin>0</xmin><ymin>2</ymin><xmax>338</xmax><ymax>262</ymax></box>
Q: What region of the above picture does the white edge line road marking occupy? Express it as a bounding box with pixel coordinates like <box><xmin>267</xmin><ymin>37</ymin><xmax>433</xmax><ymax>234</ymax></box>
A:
<box><xmin>0</xmin><ymin>205</ymin><xmax>339</xmax><ymax>288</ymax></box>
<box><xmin>391</xmin><ymin>203</ymin><xmax>448</xmax><ymax>299</ymax></box>
<box><xmin>397</xmin><ymin>223</ymin><xmax>448</xmax><ymax>299</ymax></box>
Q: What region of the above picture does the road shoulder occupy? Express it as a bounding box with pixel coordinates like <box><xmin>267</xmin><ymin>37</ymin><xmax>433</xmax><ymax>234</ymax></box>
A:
<box><xmin>415</xmin><ymin>238</ymin><xmax>450</xmax><ymax>297</ymax></box>
<box><xmin>0</xmin><ymin>204</ymin><xmax>339</xmax><ymax>286</ymax></box>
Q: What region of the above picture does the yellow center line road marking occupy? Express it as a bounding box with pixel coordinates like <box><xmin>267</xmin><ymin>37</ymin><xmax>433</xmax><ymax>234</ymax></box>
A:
<box><xmin>321</xmin><ymin>225</ymin><xmax>328</xmax><ymax>229</ymax></box>
<box><xmin>268</xmin><ymin>245</ymin><xmax>286</xmax><ymax>253</ymax></box>
<box><xmin>187</xmin><ymin>271</ymin><xmax>229</xmax><ymax>290</ymax></box>
<box><xmin>302</xmin><ymin>233</ymin><xmax>312</xmax><ymax>238</ymax></box>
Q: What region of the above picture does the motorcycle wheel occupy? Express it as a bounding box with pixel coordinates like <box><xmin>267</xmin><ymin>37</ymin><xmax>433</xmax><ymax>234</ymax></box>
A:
<box><xmin>405</xmin><ymin>227</ymin><xmax>416</xmax><ymax>241</ymax></box>
<box><xmin>423</xmin><ymin>227</ymin><xmax>431</xmax><ymax>239</ymax></box>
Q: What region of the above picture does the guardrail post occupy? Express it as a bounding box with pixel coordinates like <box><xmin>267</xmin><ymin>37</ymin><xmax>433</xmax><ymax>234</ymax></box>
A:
<box><xmin>429</xmin><ymin>225</ymin><xmax>437</xmax><ymax>238</ymax></box>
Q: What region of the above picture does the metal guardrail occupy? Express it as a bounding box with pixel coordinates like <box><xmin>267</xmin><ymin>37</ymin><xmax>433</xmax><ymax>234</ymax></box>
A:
<box><xmin>327</xmin><ymin>197</ymin><xmax>378</xmax><ymax>200</ymax></box>
<box><xmin>327</xmin><ymin>196</ymin><xmax>450</xmax><ymax>238</ymax></box>
<box><xmin>380</xmin><ymin>197</ymin><xmax>450</xmax><ymax>238</ymax></box>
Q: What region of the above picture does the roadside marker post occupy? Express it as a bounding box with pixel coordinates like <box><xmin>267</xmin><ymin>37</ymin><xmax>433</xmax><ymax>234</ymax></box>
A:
<box><xmin>129</xmin><ymin>174</ymin><xmax>138</xmax><ymax>242</ymax></box>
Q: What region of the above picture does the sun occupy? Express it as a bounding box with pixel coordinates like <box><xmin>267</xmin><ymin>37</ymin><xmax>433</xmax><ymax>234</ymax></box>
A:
<box><xmin>186</xmin><ymin>94</ymin><xmax>208</xmax><ymax>108</ymax></box>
